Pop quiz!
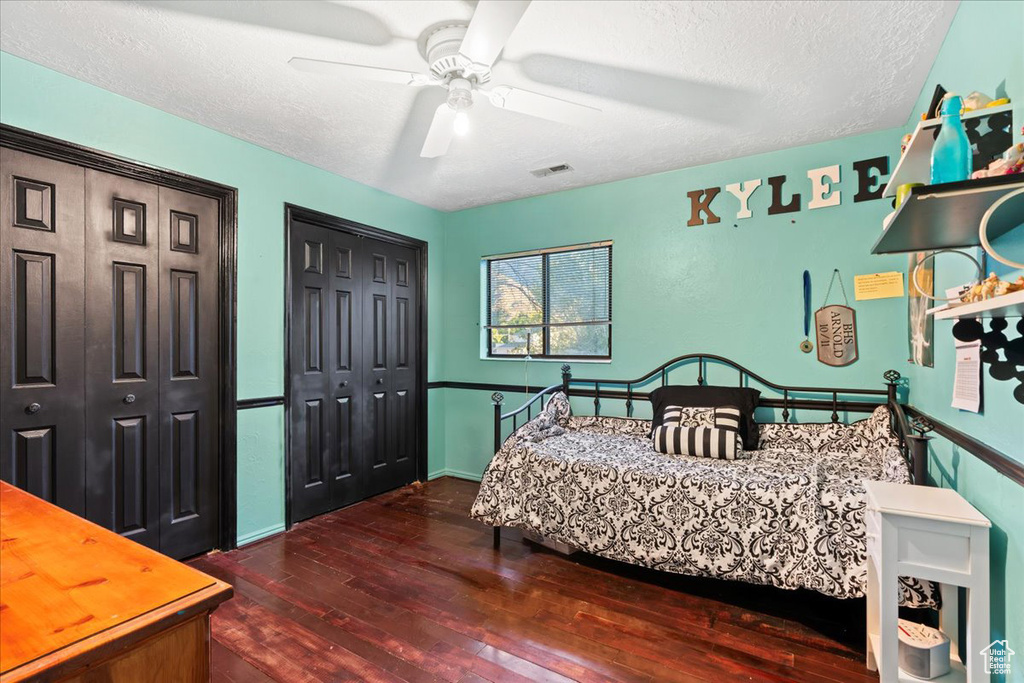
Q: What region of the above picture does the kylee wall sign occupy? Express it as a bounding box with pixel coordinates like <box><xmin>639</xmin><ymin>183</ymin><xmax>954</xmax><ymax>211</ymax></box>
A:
<box><xmin>815</xmin><ymin>269</ymin><xmax>858</xmax><ymax>367</ymax></box>
<box><xmin>685</xmin><ymin>156</ymin><xmax>890</xmax><ymax>226</ymax></box>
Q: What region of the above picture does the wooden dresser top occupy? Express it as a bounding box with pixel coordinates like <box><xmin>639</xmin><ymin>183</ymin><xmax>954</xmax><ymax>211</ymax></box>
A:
<box><xmin>0</xmin><ymin>482</ymin><xmax>232</xmax><ymax>680</ymax></box>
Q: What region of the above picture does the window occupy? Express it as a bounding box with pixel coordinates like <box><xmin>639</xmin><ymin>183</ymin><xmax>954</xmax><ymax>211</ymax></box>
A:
<box><xmin>485</xmin><ymin>242</ymin><xmax>611</xmax><ymax>359</ymax></box>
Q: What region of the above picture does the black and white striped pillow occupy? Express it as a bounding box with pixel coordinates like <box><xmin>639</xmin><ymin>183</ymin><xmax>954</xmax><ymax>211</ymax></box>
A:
<box><xmin>662</xmin><ymin>405</ymin><xmax>684</xmax><ymax>425</ymax></box>
<box><xmin>714</xmin><ymin>406</ymin><xmax>743</xmax><ymax>434</ymax></box>
<box><xmin>652</xmin><ymin>424</ymin><xmax>745</xmax><ymax>460</ymax></box>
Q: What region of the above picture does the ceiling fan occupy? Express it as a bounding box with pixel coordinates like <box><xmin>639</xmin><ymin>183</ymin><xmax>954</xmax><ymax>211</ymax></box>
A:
<box><xmin>288</xmin><ymin>0</ymin><xmax>600</xmax><ymax>158</ymax></box>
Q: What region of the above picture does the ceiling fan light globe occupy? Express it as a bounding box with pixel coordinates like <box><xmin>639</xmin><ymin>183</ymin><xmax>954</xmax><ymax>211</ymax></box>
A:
<box><xmin>453</xmin><ymin>111</ymin><xmax>470</xmax><ymax>136</ymax></box>
<box><xmin>447</xmin><ymin>77</ymin><xmax>474</xmax><ymax>110</ymax></box>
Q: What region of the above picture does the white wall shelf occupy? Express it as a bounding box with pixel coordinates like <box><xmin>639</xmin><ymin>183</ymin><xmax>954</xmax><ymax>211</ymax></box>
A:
<box><xmin>871</xmin><ymin>175</ymin><xmax>1023</xmax><ymax>254</ymax></box>
<box><xmin>929</xmin><ymin>290</ymin><xmax>1024</xmax><ymax>320</ymax></box>
<box><xmin>883</xmin><ymin>103</ymin><xmax>1014</xmax><ymax>198</ymax></box>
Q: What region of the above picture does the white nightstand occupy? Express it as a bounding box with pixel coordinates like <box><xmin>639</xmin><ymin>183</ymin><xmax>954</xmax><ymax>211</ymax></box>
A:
<box><xmin>864</xmin><ymin>480</ymin><xmax>991</xmax><ymax>682</ymax></box>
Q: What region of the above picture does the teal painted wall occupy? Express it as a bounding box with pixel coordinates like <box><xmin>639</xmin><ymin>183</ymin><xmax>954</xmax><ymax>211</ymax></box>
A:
<box><xmin>0</xmin><ymin>51</ymin><xmax>447</xmax><ymax>545</ymax></box>
<box><xmin>441</xmin><ymin>128</ymin><xmax>909</xmax><ymax>476</ymax></box>
<box><xmin>898</xmin><ymin>2</ymin><xmax>1024</xmax><ymax>678</ymax></box>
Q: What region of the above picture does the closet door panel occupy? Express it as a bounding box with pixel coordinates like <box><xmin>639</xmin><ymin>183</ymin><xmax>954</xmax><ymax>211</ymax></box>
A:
<box><xmin>1</xmin><ymin>150</ymin><xmax>86</xmax><ymax>513</ymax></box>
<box><xmin>288</xmin><ymin>221</ymin><xmax>332</xmax><ymax>521</ymax></box>
<box><xmin>84</xmin><ymin>170</ymin><xmax>160</xmax><ymax>549</ymax></box>
<box><xmin>387</xmin><ymin>247</ymin><xmax>418</xmax><ymax>485</ymax></box>
<box><xmin>361</xmin><ymin>240</ymin><xmax>418</xmax><ymax>496</ymax></box>
<box><xmin>327</xmin><ymin>230</ymin><xmax>363</xmax><ymax>508</ymax></box>
<box><xmin>157</xmin><ymin>186</ymin><xmax>219</xmax><ymax>559</ymax></box>
<box><xmin>361</xmin><ymin>246</ymin><xmax>391</xmax><ymax>496</ymax></box>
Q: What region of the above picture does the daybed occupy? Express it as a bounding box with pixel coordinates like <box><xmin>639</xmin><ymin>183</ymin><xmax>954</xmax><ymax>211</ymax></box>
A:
<box><xmin>470</xmin><ymin>355</ymin><xmax>937</xmax><ymax>607</ymax></box>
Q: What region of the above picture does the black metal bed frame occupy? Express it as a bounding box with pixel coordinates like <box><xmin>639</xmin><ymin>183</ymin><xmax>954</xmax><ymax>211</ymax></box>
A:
<box><xmin>489</xmin><ymin>353</ymin><xmax>932</xmax><ymax>549</ymax></box>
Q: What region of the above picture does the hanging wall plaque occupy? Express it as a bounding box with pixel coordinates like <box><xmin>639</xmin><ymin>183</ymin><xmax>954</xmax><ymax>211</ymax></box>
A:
<box><xmin>815</xmin><ymin>269</ymin><xmax>859</xmax><ymax>366</ymax></box>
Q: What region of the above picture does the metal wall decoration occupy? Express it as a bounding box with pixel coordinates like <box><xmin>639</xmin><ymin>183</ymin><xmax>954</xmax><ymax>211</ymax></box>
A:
<box><xmin>907</xmin><ymin>252</ymin><xmax>934</xmax><ymax>367</ymax></box>
<box><xmin>815</xmin><ymin>269</ymin><xmax>859</xmax><ymax>366</ymax></box>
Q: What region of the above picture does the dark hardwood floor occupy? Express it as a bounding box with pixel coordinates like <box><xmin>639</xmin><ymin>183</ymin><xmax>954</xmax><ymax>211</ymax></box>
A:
<box><xmin>193</xmin><ymin>477</ymin><xmax>878</xmax><ymax>682</ymax></box>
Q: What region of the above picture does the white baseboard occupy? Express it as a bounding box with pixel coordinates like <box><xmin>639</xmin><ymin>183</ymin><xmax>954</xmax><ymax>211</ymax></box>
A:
<box><xmin>427</xmin><ymin>468</ymin><xmax>483</xmax><ymax>482</ymax></box>
<box><xmin>237</xmin><ymin>522</ymin><xmax>286</xmax><ymax>547</ymax></box>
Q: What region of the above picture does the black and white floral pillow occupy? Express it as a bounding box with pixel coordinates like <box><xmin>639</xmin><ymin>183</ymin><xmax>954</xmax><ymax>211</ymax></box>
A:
<box><xmin>515</xmin><ymin>391</ymin><xmax>573</xmax><ymax>443</ymax></box>
<box><xmin>664</xmin><ymin>405</ymin><xmax>714</xmax><ymax>428</ymax></box>
<box><xmin>544</xmin><ymin>391</ymin><xmax>572</xmax><ymax>424</ymax></box>
<box><xmin>517</xmin><ymin>413</ymin><xmax>565</xmax><ymax>443</ymax></box>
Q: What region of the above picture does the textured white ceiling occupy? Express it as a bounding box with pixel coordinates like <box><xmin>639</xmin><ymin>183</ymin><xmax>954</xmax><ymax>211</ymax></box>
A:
<box><xmin>0</xmin><ymin>0</ymin><xmax>958</xmax><ymax>211</ymax></box>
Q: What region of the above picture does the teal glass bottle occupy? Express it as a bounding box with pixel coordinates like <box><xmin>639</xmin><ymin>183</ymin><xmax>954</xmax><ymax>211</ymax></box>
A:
<box><xmin>930</xmin><ymin>94</ymin><xmax>971</xmax><ymax>184</ymax></box>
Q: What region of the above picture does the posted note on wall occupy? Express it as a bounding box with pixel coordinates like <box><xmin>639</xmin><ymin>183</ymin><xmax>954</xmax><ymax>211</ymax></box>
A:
<box><xmin>854</xmin><ymin>272</ymin><xmax>904</xmax><ymax>300</ymax></box>
<box><xmin>952</xmin><ymin>339</ymin><xmax>982</xmax><ymax>413</ymax></box>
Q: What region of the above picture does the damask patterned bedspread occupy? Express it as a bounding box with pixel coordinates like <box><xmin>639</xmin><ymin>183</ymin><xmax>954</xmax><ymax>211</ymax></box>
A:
<box><xmin>471</xmin><ymin>406</ymin><xmax>937</xmax><ymax>606</ymax></box>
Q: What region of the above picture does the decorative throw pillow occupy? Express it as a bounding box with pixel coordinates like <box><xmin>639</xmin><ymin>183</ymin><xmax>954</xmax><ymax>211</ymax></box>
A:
<box><xmin>515</xmin><ymin>391</ymin><xmax>572</xmax><ymax>444</ymax></box>
<box><xmin>652</xmin><ymin>424</ymin><xmax>746</xmax><ymax>460</ymax></box>
<box><xmin>649</xmin><ymin>385</ymin><xmax>761</xmax><ymax>450</ymax></box>
<box><xmin>662</xmin><ymin>405</ymin><xmax>715</xmax><ymax>428</ymax></box>
<box><xmin>518</xmin><ymin>413</ymin><xmax>566</xmax><ymax>443</ymax></box>
<box><xmin>713</xmin><ymin>406</ymin><xmax>743</xmax><ymax>434</ymax></box>
<box><xmin>543</xmin><ymin>391</ymin><xmax>572</xmax><ymax>424</ymax></box>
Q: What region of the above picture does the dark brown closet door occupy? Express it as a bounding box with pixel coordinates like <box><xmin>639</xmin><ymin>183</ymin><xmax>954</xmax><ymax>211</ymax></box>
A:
<box><xmin>84</xmin><ymin>170</ymin><xmax>161</xmax><ymax>550</ymax></box>
<box><xmin>0</xmin><ymin>149</ymin><xmax>87</xmax><ymax>514</ymax></box>
<box><xmin>288</xmin><ymin>220</ymin><xmax>419</xmax><ymax>523</ymax></box>
<box><xmin>157</xmin><ymin>186</ymin><xmax>220</xmax><ymax>559</ymax></box>
<box><xmin>289</xmin><ymin>220</ymin><xmax>365</xmax><ymax>521</ymax></box>
<box><xmin>327</xmin><ymin>229</ymin><xmax>364</xmax><ymax>508</ymax></box>
<box><xmin>289</xmin><ymin>219</ymin><xmax>330</xmax><ymax>521</ymax></box>
<box><xmin>361</xmin><ymin>239</ymin><xmax>418</xmax><ymax>497</ymax></box>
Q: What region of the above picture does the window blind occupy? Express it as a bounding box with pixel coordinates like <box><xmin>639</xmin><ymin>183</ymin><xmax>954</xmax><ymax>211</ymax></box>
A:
<box><xmin>486</xmin><ymin>243</ymin><xmax>611</xmax><ymax>358</ymax></box>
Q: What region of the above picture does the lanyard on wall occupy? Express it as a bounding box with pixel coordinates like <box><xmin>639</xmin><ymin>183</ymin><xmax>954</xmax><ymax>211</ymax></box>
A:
<box><xmin>800</xmin><ymin>270</ymin><xmax>813</xmax><ymax>353</ymax></box>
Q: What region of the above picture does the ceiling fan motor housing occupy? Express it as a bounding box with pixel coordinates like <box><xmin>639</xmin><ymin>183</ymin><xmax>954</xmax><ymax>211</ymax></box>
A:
<box><xmin>423</xmin><ymin>24</ymin><xmax>490</xmax><ymax>84</ymax></box>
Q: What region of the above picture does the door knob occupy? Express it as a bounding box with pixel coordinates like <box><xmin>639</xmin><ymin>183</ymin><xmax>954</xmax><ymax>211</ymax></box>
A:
<box><xmin>25</xmin><ymin>402</ymin><xmax>41</xmax><ymax>414</ymax></box>
<box><xmin>340</xmin><ymin>381</ymin><xmax>348</xmax><ymax>387</ymax></box>
<box><xmin>376</xmin><ymin>378</ymin><xmax>384</xmax><ymax>384</ymax></box>
<box><xmin>123</xmin><ymin>393</ymin><xmax>136</xmax><ymax>404</ymax></box>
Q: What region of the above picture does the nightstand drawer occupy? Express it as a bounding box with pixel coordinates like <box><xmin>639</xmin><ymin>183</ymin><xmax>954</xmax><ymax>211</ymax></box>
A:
<box><xmin>898</xmin><ymin>527</ymin><xmax>970</xmax><ymax>573</ymax></box>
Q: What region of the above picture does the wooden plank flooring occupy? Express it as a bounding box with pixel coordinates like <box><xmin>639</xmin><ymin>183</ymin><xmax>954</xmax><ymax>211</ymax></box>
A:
<box><xmin>193</xmin><ymin>477</ymin><xmax>877</xmax><ymax>682</ymax></box>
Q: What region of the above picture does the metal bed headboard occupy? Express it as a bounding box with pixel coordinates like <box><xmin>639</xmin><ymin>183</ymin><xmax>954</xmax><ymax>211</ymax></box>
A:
<box><xmin>489</xmin><ymin>353</ymin><xmax>931</xmax><ymax>486</ymax></box>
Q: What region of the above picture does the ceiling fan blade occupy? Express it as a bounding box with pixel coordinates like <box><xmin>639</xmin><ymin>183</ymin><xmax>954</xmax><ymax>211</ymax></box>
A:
<box><xmin>486</xmin><ymin>86</ymin><xmax>600</xmax><ymax>126</ymax></box>
<box><xmin>289</xmin><ymin>57</ymin><xmax>435</xmax><ymax>86</ymax></box>
<box><xmin>141</xmin><ymin>0</ymin><xmax>393</xmax><ymax>46</ymax></box>
<box><xmin>458</xmin><ymin>0</ymin><xmax>531</xmax><ymax>69</ymax></box>
<box><xmin>420</xmin><ymin>104</ymin><xmax>457</xmax><ymax>158</ymax></box>
<box><xmin>517</xmin><ymin>54</ymin><xmax>756</xmax><ymax>125</ymax></box>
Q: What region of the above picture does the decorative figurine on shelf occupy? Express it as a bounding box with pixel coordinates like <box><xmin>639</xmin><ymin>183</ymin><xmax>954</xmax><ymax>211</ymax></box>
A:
<box><xmin>996</xmin><ymin>276</ymin><xmax>1024</xmax><ymax>297</ymax></box>
<box><xmin>930</xmin><ymin>94</ymin><xmax>971</xmax><ymax>184</ymax></box>
<box><xmin>961</xmin><ymin>91</ymin><xmax>993</xmax><ymax>112</ymax></box>
<box><xmin>900</xmin><ymin>133</ymin><xmax>913</xmax><ymax>156</ymax></box>
<box><xmin>971</xmin><ymin>142</ymin><xmax>1024</xmax><ymax>179</ymax></box>
<box><xmin>961</xmin><ymin>90</ymin><xmax>1011</xmax><ymax>113</ymax></box>
<box><xmin>960</xmin><ymin>273</ymin><xmax>1024</xmax><ymax>303</ymax></box>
